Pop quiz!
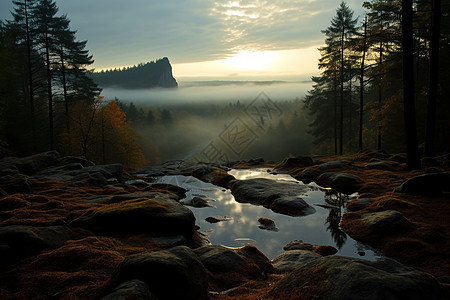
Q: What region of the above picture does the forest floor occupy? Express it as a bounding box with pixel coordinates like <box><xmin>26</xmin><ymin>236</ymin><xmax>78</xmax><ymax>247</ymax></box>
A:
<box><xmin>0</xmin><ymin>150</ymin><xmax>449</xmax><ymax>299</ymax></box>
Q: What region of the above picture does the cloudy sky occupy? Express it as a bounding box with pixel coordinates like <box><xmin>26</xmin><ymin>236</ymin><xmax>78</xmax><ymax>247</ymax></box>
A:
<box><xmin>0</xmin><ymin>0</ymin><xmax>366</xmax><ymax>81</ymax></box>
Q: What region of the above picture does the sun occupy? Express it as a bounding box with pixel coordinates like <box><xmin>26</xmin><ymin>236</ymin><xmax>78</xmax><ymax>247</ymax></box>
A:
<box><xmin>224</xmin><ymin>50</ymin><xmax>278</xmax><ymax>71</ymax></box>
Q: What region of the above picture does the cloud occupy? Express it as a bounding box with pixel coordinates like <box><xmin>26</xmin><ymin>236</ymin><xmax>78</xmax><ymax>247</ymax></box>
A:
<box><xmin>0</xmin><ymin>0</ymin><xmax>366</xmax><ymax>68</ymax></box>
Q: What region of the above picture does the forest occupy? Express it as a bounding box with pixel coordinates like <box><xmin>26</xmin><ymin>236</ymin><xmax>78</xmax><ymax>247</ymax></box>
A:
<box><xmin>0</xmin><ymin>0</ymin><xmax>449</xmax><ymax>170</ymax></box>
<box><xmin>305</xmin><ymin>0</ymin><xmax>450</xmax><ymax>168</ymax></box>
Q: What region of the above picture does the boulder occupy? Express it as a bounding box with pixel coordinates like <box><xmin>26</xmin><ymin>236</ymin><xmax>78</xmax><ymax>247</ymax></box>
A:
<box><xmin>272</xmin><ymin>250</ymin><xmax>320</xmax><ymax>272</ymax></box>
<box><xmin>275</xmin><ymin>156</ymin><xmax>314</xmax><ymax>170</ymax></box>
<box><xmin>71</xmin><ymin>195</ymin><xmax>195</xmax><ymax>238</ymax></box>
<box><xmin>100</xmin><ymin>279</ymin><xmax>158</xmax><ymax>300</ymax></box>
<box><xmin>395</xmin><ymin>172</ymin><xmax>450</xmax><ymax>195</ymax></box>
<box><xmin>0</xmin><ymin>225</ymin><xmax>71</xmax><ymax>262</ymax></box>
<box><xmin>316</xmin><ymin>172</ymin><xmax>364</xmax><ymax>194</ymax></box>
<box><xmin>318</xmin><ymin>160</ymin><xmax>348</xmax><ymax>170</ymax></box>
<box><xmin>10</xmin><ymin>151</ymin><xmax>60</xmax><ymax>175</ymax></box>
<box><xmin>230</xmin><ymin>178</ymin><xmax>315</xmax><ymax>216</ymax></box>
<box><xmin>347</xmin><ymin>198</ymin><xmax>374</xmax><ymax>211</ymax></box>
<box><xmin>193</xmin><ymin>245</ymin><xmax>274</xmax><ymax>290</ymax></box>
<box><xmin>366</xmin><ymin>161</ymin><xmax>401</xmax><ymax>171</ymax></box>
<box><xmin>361</xmin><ymin>210</ymin><xmax>414</xmax><ymax>233</ymax></box>
<box><xmin>0</xmin><ymin>174</ymin><xmax>32</xmax><ymax>194</ymax></box>
<box><xmin>270</xmin><ymin>256</ymin><xmax>447</xmax><ymax>300</ymax></box>
<box><xmin>57</xmin><ymin>156</ymin><xmax>95</xmax><ymax>167</ymax></box>
<box><xmin>182</xmin><ymin>195</ymin><xmax>214</xmax><ymax>208</ymax></box>
<box><xmin>117</xmin><ymin>246</ymin><xmax>207</xmax><ymax>300</ymax></box>
<box><xmin>100</xmin><ymin>279</ymin><xmax>157</xmax><ymax>300</ymax></box>
<box><xmin>297</xmin><ymin>168</ymin><xmax>322</xmax><ymax>184</ymax></box>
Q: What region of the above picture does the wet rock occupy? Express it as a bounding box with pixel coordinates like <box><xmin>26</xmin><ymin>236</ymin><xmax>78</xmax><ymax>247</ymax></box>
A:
<box><xmin>0</xmin><ymin>225</ymin><xmax>71</xmax><ymax>261</ymax></box>
<box><xmin>100</xmin><ymin>279</ymin><xmax>158</xmax><ymax>300</ymax></box>
<box><xmin>182</xmin><ymin>195</ymin><xmax>214</xmax><ymax>208</ymax></box>
<box><xmin>361</xmin><ymin>210</ymin><xmax>413</xmax><ymax>233</ymax></box>
<box><xmin>149</xmin><ymin>183</ymin><xmax>187</xmax><ymax>199</ymax></box>
<box><xmin>297</xmin><ymin>168</ymin><xmax>322</xmax><ymax>184</ymax></box>
<box><xmin>205</xmin><ymin>216</ymin><xmax>232</xmax><ymax>223</ymax></box>
<box><xmin>270</xmin><ymin>256</ymin><xmax>447</xmax><ymax>300</ymax></box>
<box><xmin>395</xmin><ymin>172</ymin><xmax>450</xmax><ymax>195</ymax></box>
<box><xmin>258</xmin><ymin>217</ymin><xmax>278</xmax><ymax>231</ymax></box>
<box><xmin>230</xmin><ymin>178</ymin><xmax>315</xmax><ymax>216</ymax></box>
<box><xmin>73</xmin><ymin>171</ymin><xmax>108</xmax><ymax>187</ymax></box>
<box><xmin>316</xmin><ymin>172</ymin><xmax>364</xmax><ymax>194</ymax></box>
<box><xmin>71</xmin><ymin>195</ymin><xmax>195</xmax><ymax>238</ymax></box>
<box><xmin>11</xmin><ymin>151</ymin><xmax>60</xmax><ymax>175</ymax></box>
<box><xmin>125</xmin><ymin>179</ymin><xmax>150</xmax><ymax>187</ymax></box>
<box><xmin>347</xmin><ymin>198</ymin><xmax>374</xmax><ymax>211</ymax></box>
<box><xmin>318</xmin><ymin>160</ymin><xmax>346</xmax><ymax>170</ymax></box>
<box><xmin>314</xmin><ymin>245</ymin><xmax>338</xmax><ymax>256</ymax></box>
<box><xmin>80</xmin><ymin>163</ymin><xmax>124</xmax><ymax>179</ymax></box>
<box><xmin>272</xmin><ymin>250</ymin><xmax>320</xmax><ymax>272</ymax></box>
<box><xmin>283</xmin><ymin>240</ymin><xmax>315</xmax><ymax>251</ymax></box>
<box><xmin>187</xmin><ymin>165</ymin><xmax>235</xmax><ymax>188</ymax></box>
<box><xmin>194</xmin><ymin>245</ymin><xmax>274</xmax><ymax>290</ymax></box>
<box><xmin>117</xmin><ymin>246</ymin><xmax>208</xmax><ymax>300</ymax></box>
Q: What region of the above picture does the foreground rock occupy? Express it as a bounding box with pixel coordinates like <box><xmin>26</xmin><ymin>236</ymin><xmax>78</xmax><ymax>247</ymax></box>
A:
<box><xmin>315</xmin><ymin>172</ymin><xmax>364</xmax><ymax>194</ymax></box>
<box><xmin>71</xmin><ymin>194</ymin><xmax>195</xmax><ymax>238</ymax></box>
<box><xmin>0</xmin><ymin>225</ymin><xmax>71</xmax><ymax>263</ymax></box>
<box><xmin>395</xmin><ymin>172</ymin><xmax>450</xmax><ymax>195</ymax></box>
<box><xmin>194</xmin><ymin>245</ymin><xmax>275</xmax><ymax>290</ymax></box>
<box><xmin>100</xmin><ymin>279</ymin><xmax>158</xmax><ymax>300</ymax></box>
<box><xmin>115</xmin><ymin>246</ymin><xmax>208</xmax><ymax>300</ymax></box>
<box><xmin>270</xmin><ymin>256</ymin><xmax>447</xmax><ymax>299</ymax></box>
<box><xmin>229</xmin><ymin>178</ymin><xmax>315</xmax><ymax>216</ymax></box>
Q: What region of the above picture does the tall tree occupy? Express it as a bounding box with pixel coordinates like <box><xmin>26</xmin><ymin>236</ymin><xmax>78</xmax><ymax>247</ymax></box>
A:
<box><xmin>322</xmin><ymin>1</ymin><xmax>358</xmax><ymax>155</ymax></box>
<box><xmin>402</xmin><ymin>0</ymin><xmax>420</xmax><ymax>169</ymax></box>
<box><xmin>424</xmin><ymin>0</ymin><xmax>442</xmax><ymax>157</ymax></box>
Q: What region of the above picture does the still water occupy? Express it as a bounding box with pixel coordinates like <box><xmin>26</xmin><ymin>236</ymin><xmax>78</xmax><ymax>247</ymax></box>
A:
<box><xmin>155</xmin><ymin>169</ymin><xmax>382</xmax><ymax>260</ymax></box>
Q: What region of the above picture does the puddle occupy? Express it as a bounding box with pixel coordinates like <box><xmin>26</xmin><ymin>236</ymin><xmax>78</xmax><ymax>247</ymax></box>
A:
<box><xmin>154</xmin><ymin>168</ymin><xmax>382</xmax><ymax>260</ymax></box>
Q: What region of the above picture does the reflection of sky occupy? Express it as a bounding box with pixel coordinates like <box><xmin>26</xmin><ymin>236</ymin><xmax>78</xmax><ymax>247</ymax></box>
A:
<box><xmin>155</xmin><ymin>169</ymin><xmax>382</xmax><ymax>260</ymax></box>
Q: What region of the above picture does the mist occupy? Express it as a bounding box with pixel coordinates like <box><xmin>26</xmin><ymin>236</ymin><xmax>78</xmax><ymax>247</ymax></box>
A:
<box><xmin>102</xmin><ymin>81</ymin><xmax>314</xmax><ymax>164</ymax></box>
<box><xmin>101</xmin><ymin>81</ymin><xmax>313</xmax><ymax>105</ymax></box>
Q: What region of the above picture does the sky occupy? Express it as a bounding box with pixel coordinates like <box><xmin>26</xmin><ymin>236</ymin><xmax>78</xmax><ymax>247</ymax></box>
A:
<box><xmin>0</xmin><ymin>0</ymin><xmax>367</xmax><ymax>81</ymax></box>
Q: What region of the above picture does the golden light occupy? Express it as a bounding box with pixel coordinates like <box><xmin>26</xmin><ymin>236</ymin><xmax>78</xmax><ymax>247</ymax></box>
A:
<box><xmin>224</xmin><ymin>50</ymin><xmax>278</xmax><ymax>71</ymax></box>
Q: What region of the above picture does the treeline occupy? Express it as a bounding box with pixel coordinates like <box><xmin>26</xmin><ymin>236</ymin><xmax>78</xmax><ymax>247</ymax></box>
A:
<box><xmin>305</xmin><ymin>0</ymin><xmax>449</xmax><ymax>163</ymax></box>
<box><xmin>0</xmin><ymin>0</ymin><xmax>147</xmax><ymax>168</ymax></box>
<box><xmin>91</xmin><ymin>57</ymin><xmax>178</xmax><ymax>89</ymax></box>
<box><xmin>115</xmin><ymin>99</ymin><xmax>312</xmax><ymax>163</ymax></box>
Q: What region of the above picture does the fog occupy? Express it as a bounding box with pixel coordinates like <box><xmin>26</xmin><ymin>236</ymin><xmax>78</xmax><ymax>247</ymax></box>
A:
<box><xmin>101</xmin><ymin>81</ymin><xmax>314</xmax><ymax>164</ymax></box>
<box><xmin>100</xmin><ymin>81</ymin><xmax>313</xmax><ymax>105</ymax></box>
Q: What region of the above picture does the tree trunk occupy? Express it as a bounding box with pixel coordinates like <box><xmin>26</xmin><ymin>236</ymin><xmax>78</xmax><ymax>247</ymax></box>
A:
<box><xmin>359</xmin><ymin>17</ymin><xmax>367</xmax><ymax>151</ymax></box>
<box><xmin>60</xmin><ymin>43</ymin><xmax>70</xmax><ymax>134</ymax></box>
<box><xmin>425</xmin><ymin>0</ymin><xmax>441</xmax><ymax>157</ymax></box>
<box><xmin>45</xmin><ymin>33</ymin><xmax>54</xmax><ymax>150</ymax></box>
<box><xmin>340</xmin><ymin>29</ymin><xmax>345</xmax><ymax>155</ymax></box>
<box><xmin>402</xmin><ymin>0</ymin><xmax>420</xmax><ymax>169</ymax></box>
<box><xmin>24</xmin><ymin>0</ymin><xmax>37</xmax><ymax>152</ymax></box>
<box><xmin>334</xmin><ymin>77</ymin><xmax>338</xmax><ymax>155</ymax></box>
<box><xmin>378</xmin><ymin>41</ymin><xmax>383</xmax><ymax>151</ymax></box>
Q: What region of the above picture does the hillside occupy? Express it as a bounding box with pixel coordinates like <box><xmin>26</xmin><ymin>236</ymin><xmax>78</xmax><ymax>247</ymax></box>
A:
<box><xmin>92</xmin><ymin>57</ymin><xmax>178</xmax><ymax>89</ymax></box>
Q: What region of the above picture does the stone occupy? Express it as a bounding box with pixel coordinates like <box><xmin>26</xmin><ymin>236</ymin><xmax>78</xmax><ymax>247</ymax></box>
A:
<box><xmin>0</xmin><ymin>225</ymin><xmax>71</xmax><ymax>261</ymax></box>
<box><xmin>73</xmin><ymin>171</ymin><xmax>108</xmax><ymax>187</ymax></box>
<box><xmin>272</xmin><ymin>250</ymin><xmax>320</xmax><ymax>272</ymax></box>
<box><xmin>230</xmin><ymin>178</ymin><xmax>315</xmax><ymax>216</ymax></box>
<box><xmin>314</xmin><ymin>245</ymin><xmax>338</xmax><ymax>256</ymax></box>
<box><xmin>270</xmin><ymin>256</ymin><xmax>447</xmax><ymax>300</ymax></box>
<box><xmin>194</xmin><ymin>245</ymin><xmax>274</xmax><ymax>290</ymax></box>
<box><xmin>0</xmin><ymin>174</ymin><xmax>32</xmax><ymax>194</ymax></box>
<box><xmin>182</xmin><ymin>195</ymin><xmax>214</xmax><ymax>208</ymax></box>
<box><xmin>79</xmin><ymin>163</ymin><xmax>124</xmax><ymax>179</ymax></box>
<box><xmin>316</xmin><ymin>172</ymin><xmax>364</xmax><ymax>194</ymax></box>
<box><xmin>366</xmin><ymin>161</ymin><xmax>401</xmax><ymax>171</ymax></box>
<box><xmin>347</xmin><ymin>198</ymin><xmax>374</xmax><ymax>211</ymax></box>
<box><xmin>395</xmin><ymin>172</ymin><xmax>450</xmax><ymax>195</ymax></box>
<box><xmin>12</xmin><ymin>151</ymin><xmax>60</xmax><ymax>175</ymax></box>
<box><xmin>318</xmin><ymin>160</ymin><xmax>346</xmax><ymax>170</ymax></box>
<box><xmin>71</xmin><ymin>195</ymin><xmax>195</xmax><ymax>238</ymax></box>
<box><xmin>205</xmin><ymin>216</ymin><xmax>232</xmax><ymax>223</ymax></box>
<box><xmin>283</xmin><ymin>240</ymin><xmax>315</xmax><ymax>251</ymax></box>
<box><xmin>361</xmin><ymin>210</ymin><xmax>413</xmax><ymax>233</ymax></box>
<box><xmin>117</xmin><ymin>246</ymin><xmax>207</xmax><ymax>300</ymax></box>
<box><xmin>297</xmin><ymin>168</ymin><xmax>322</xmax><ymax>184</ymax></box>
<box><xmin>258</xmin><ymin>217</ymin><xmax>278</xmax><ymax>231</ymax></box>
<box><xmin>57</xmin><ymin>156</ymin><xmax>95</xmax><ymax>167</ymax></box>
<box><xmin>100</xmin><ymin>279</ymin><xmax>158</xmax><ymax>300</ymax></box>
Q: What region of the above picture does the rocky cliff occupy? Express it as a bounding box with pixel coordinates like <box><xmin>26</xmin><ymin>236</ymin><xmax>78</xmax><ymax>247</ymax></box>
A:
<box><xmin>92</xmin><ymin>57</ymin><xmax>177</xmax><ymax>89</ymax></box>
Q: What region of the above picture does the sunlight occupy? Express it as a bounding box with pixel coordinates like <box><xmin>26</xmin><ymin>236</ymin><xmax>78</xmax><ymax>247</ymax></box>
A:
<box><xmin>224</xmin><ymin>50</ymin><xmax>278</xmax><ymax>71</ymax></box>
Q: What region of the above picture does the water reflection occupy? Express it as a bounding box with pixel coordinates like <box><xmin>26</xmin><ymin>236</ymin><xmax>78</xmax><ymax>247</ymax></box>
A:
<box><xmin>154</xmin><ymin>169</ymin><xmax>381</xmax><ymax>260</ymax></box>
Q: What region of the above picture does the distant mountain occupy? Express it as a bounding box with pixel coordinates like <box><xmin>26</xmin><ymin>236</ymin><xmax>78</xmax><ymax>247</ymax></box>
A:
<box><xmin>92</xmin><ymin>57</ymin><xmax>177</xmax><ymax>89</ymax></box>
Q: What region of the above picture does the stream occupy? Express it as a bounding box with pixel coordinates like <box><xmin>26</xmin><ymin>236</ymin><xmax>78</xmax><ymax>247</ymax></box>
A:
<box><xmin>155</xmin><ymin>168</ymin><xmax>382</xmax><ymax>260</ymax></box>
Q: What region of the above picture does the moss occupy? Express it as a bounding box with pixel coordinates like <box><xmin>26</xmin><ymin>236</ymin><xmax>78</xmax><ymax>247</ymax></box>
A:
<box><xmin>97</xmin><ymin>198</ymin><xmax>175</xmax><ymax>216</ymax></box>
